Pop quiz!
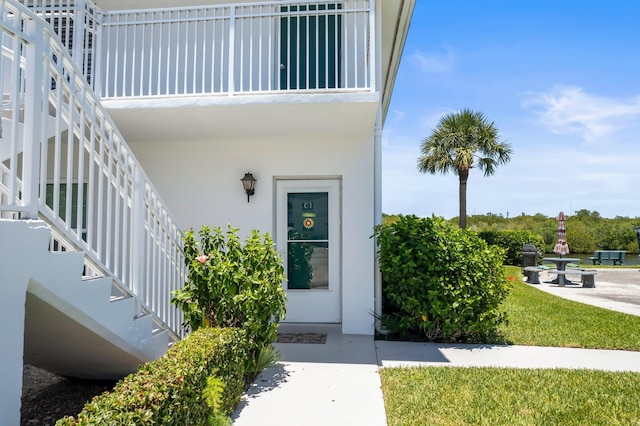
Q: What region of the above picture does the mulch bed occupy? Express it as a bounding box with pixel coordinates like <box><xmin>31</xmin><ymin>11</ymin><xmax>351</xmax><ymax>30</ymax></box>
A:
<box><xmin>21</xmin><ymin>364</ymin><xmax>117</xmax><ymax>425</ymax></box>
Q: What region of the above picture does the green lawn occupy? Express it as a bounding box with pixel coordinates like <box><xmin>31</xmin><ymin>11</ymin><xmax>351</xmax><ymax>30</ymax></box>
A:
<box><xmin>500</xmin><ymin>265</ymin><xmax>640</xmax><ymax>350</ymax></box>
<box><xmin>381</xmin><ymin>367</ymin><xmax>640</xmax><ymax>426</ymax></box>
<box><xmin>380</xmin><ymin>265</ymin><xmax>640</xmax><ymax>425</ymax></box>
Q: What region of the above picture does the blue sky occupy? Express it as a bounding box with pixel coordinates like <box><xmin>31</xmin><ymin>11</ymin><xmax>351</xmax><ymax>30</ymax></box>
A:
<box><xmin>383</xmin><ymin>1</ymin><xmax>640</xmax><ymax>219</ymax></box>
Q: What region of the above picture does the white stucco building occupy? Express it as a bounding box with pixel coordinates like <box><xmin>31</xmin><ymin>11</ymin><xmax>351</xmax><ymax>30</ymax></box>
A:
<box><xmin>1</xmin><ymin>0</ymin><xmax>413</xmax><ymax>421</ymax></box>
<box><xmin>97</xmin><ymin>0</ymin><xmax>414</xmax><ymax>334</ymax></box>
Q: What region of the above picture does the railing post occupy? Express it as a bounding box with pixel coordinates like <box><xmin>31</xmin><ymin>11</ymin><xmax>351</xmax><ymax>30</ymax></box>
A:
<box><xmin>369</xmin><ymin>0</ymin><xmax>377</xmax><ymax>93</ymax></box>
<box><xmin>22</xmin><ymin>19</ymin><xmax>44</xmax><ymax>219</ymax></box>
<box><xmin>72</xmin><ymin>0</ymin><xmax>86</xmax><ymax>69</ymax></box>
<box><xmin>228</xmin><ymin>6</ymin><xmax>235</xmax><ymax>95</ymax></box>
<box><xmin>131</xmin><ymin>167</ymin><xmax>147</xmax><ymax>317</ymax></box>
<box><xmin>94</xmin><ymin>6</ymin><xmax>104</xmax><ymax>97</ymax></box>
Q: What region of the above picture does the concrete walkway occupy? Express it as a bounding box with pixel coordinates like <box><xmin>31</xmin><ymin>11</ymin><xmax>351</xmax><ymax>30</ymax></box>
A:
<box><xmin>530</xmin><ymin>267</ymin><xmax>640</xmax><ymax>316</ymax></box>
<box><xmin>233</xmin><ymin>327</ymin><xmax>386</xmax><ymax>426</ymax></box>
<box><xmin>232</xmin><ymin>268</ymin><xmax>640</xmax><ymax>425</ymax></box>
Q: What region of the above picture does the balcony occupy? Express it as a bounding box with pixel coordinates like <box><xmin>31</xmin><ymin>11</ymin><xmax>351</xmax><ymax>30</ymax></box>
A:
<box><xmin>100</xmin><ymin>0</ymin><xmax>374</xmax><ymax>99</ymax></box>
<box><xmin>22</xmin><ymin>0</ymin><xmax>382</xmax><ymax>141</ymax></box>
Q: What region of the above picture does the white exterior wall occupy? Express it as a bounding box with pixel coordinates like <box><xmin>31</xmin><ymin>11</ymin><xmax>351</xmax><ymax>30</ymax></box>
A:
<box><xmin>128</xmin><ymin>126</ymin><xmax>376</xmax><ymax>334</ymax></box>
<box><xmin>97</xmin><ymin>0</ymin><xmax>415</xmax><ymax>335</ymax></box>
<box><xmin>0</xmin><ymin>221</ymin><xmax>33</xmax><ymax>426</ymax></box>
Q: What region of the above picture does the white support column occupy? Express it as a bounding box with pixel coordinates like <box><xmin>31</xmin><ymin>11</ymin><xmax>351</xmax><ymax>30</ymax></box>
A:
<box><xmin>373</xmin><ymin>109</ymin><xmax>383</xmax><ymax>331</ymax></box>
<box><xmin>0</xmin><ymin>220</ymin><xmax>48</xmax><ymax>426</ymax></box>
<box><xmin>373</xmin><ymin>0</ymin><xmax>383</xmax><ymax>330</ymax></box>
<box><xmin>0</xmin><ymin>240</ymin><xmax>29</xmax><ymax>426</ymax></box>
<box><xmin>22</xmin><ymin>20</ymin><xmax>44</xmax><ymax>219</ymax></box>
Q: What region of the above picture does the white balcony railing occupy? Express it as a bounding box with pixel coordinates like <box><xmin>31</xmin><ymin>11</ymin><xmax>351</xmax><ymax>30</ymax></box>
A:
<box><xmin>19</xmin><ymin>0</ymin><xmax>101</xmax><ymax>89</ymax></box>
<box><xmin>1</xmin><ymin>0</ymin><xmax>186</xmax><ymax>339</ymax></box>
<box><xmin>20</xmin><ymin>0</ymin><xmax>374</xmax><ymax>99</ymax></box>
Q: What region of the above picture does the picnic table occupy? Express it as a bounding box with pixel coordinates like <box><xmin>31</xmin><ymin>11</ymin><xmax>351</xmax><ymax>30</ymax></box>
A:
<box><xmin>543</xmin><ymin>257</ymin><xmax>580</xmax><ymax>285</ymax></box>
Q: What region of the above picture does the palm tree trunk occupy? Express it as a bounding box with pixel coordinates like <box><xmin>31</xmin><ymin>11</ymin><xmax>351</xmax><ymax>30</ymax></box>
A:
<box><xmin>458</xmin><ymin>169</ymin><xmax>469</xmax><ymax>229</ymax></box>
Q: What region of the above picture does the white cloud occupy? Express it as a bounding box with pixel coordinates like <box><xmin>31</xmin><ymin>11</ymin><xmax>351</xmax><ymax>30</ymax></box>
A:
<box><xmin>522</xmin><ymin>86</ymin><xmax>640</xmax><ymax>142</ymax></box>
<box><xmin>409</xmin><ymin>48</ymin><xmax>455</xmax><ymax>73</ymax></box>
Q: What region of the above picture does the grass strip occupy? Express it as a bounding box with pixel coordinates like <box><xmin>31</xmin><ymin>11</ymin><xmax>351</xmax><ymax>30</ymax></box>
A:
<box><xmin>381</xmin><ymin>367</ymin><xmax>640</xmax><ymax>426</ymax></box>
<box><xmin>500</xmin><ymin>266</ymin><xmax>640</xmax><ymax>350</ymax></box>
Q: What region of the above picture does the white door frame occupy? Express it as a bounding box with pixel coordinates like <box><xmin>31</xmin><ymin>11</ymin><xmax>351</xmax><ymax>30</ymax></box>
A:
<box><xmin>275</xmin><ymin>178</ymin><xmax>341</xmax><ymax>323</ymax></box>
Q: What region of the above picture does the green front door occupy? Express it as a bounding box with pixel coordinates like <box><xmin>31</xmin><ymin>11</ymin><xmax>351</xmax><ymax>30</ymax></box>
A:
<box><xmin>280</xmin><ymin>4</ymin><xmax>342</xmax><ymax>90</ymax></box>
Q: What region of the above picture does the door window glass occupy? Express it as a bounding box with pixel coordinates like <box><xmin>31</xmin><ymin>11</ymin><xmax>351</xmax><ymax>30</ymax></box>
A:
<box><xmin>287</xmin><ymin>192</ymin><xmax>329</xmax><ymax>289</ymax></box>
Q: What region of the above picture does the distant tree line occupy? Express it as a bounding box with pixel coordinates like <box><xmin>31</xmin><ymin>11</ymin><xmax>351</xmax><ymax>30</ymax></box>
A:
<box><xmin>382</xmin><ymin>210</ymin><xmax>640</xmax><ymax>254</ymax></box>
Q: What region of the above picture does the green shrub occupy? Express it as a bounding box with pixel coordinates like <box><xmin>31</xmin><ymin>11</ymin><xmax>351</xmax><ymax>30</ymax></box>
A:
<box><xmin>477</xmin><ymin>230</ymin><xmax>545</xmax><ymax>265</ymax></box>
<box><xmin>172</xmin><ymin>225</ymin><xmax>287</xmax><ymax>374</ymax></box>
<box><xmin>373</xmin><ymin>215</ymin><xmax>511</xmax><ymax>342</ymax></box>
<box><xmin>57</xmin><ymin>327</ymin><xmax>247</xmax><ymax>425</ymax></box>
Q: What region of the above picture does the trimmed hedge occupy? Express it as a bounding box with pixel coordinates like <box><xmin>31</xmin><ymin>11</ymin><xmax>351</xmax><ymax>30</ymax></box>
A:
<box><xmin>373</xmin><ymin>215</ymin><xmax>511</xmax><ymax>342</ymax></box>
<box><xmin>477</xmin><ymin>230</ymin><xmax>545</xmax><ymax>266</ymax></box>
<box><xmin>57</xmin><ymin>327</ymin><xmax>247</xmax><ymax>425</ymax></box>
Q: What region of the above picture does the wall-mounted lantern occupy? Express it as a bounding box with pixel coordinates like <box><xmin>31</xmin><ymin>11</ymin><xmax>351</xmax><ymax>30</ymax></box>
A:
<box><xmin>241</xmin><ymin>172</ymin><xmax>256</xmax><ymax>203</ymax></box>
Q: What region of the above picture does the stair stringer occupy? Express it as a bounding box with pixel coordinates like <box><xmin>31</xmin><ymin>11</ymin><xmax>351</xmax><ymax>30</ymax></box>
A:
<box><xmin>4</xmin><ymin>219</ymin><xmax>170</xmax><ymax>380</ymax></box>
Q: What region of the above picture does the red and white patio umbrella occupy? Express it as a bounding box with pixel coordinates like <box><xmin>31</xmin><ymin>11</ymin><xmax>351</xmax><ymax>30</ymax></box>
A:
<box><xmin>553</xmin><ymin>211</ymin><xmax>570</xmax><ymax>256</ymax></box>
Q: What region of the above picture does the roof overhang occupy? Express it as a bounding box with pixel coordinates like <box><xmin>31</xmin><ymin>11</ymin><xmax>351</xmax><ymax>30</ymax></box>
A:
<box><xmin>95</xmin><ymin>0</ymin><xmax>415</xmax><ymax>126</ymax></box>
<box><xmin>379</xmin><ymin>0</ymin><xmax>415</xmax><ymax>125</ymax></box>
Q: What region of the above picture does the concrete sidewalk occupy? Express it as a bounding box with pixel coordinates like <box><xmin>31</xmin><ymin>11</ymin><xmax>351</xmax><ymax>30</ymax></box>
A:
<box><xmin>376</xmin><ymin>341</ymin><xmax>640</xmax><ymax>372</ymax></box>
<box><xmin>233</xmin><ymin>338</ymin><xmax>640</xmax><ymax>425</ymax></box>
<box><xmin>530</xmin><ymin>267</ymin><xmax>640</xmax><ymax>316</ymax></box>
<box><xmin>233</xmin><ymin>269</ymin><xmax>640</xmax><ymax>425</ymax></box>
<box><xmin>232</xmin><ymin>329</ymin><xmax>386</xmax><ymax>426</ymax></box>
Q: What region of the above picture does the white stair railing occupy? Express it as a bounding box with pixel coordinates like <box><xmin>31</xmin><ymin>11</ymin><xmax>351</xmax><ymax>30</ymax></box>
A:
<box><xmin>1</xmin><ymin>0</ymin><xmax>186</xmax><ymax>340</ymax></box>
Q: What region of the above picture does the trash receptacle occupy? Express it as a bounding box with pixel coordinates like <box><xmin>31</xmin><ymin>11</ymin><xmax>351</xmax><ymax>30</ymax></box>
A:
<box><xmin>522</xmin><ymin>244</ymin><xmax>541</xmax><ymax>270</ymax></box>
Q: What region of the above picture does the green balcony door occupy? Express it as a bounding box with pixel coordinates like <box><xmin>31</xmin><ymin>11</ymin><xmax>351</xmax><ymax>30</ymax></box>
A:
<box><xmin>276</xmin><ymin>179</ymin><xmax>341</xmax><ymax>323</ymax></box>
<box><xmin>280</xmin><ymin>4</ymin><xmax>342</xmax><ymax>90</ymax></box>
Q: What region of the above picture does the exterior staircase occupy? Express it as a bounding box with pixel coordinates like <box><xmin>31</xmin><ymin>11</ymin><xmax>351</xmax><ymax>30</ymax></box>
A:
<box><xmin>1</xmin><ymin>0</ymin><xmax>187</xmax><ymax>422</ymax></box>
<box><xmin>2</xmin><ymin>219</ymin><xmax>169</xmax><ymax>380</ymax></box>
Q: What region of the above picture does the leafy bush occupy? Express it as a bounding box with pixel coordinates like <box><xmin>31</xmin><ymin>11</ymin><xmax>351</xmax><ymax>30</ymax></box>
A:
<box><xmin>477</xmin><ymin>230</ymin><xmax>545</xmax><ymax>266</ymax></box>
<box><xmin>57</xmin><ymin>327</ymin><xmax>247</xmax><ymax>425</ymax></box>
<box><xmin>373</xmin><ymin>215</ymin><xmax>511</xmax><ymax>342</ymax></box>
<box><xmin>172</xmin><ymin>225</ymin><xmax>287</xmax><ymax>374</ymax></box>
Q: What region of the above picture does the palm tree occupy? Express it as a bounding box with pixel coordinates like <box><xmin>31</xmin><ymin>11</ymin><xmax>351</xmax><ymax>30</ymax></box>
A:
<box><xmin>418</xmin><ymin>109</ymin><xmax>512</xmax><ymax>229</ymax></box>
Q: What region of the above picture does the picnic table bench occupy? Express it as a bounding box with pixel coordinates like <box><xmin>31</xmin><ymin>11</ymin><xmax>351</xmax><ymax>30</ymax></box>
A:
<box><xmin>523</xmin><ymin>266</ymin><xmax>597</xmax><ymax>287</ymax></box>
<box><xmin>589</xmin><ymin>250</ymin><xmax>626</xmax><ymax>265</ymax></box>
<box><xmin>555</xmin><ymin>268</ymin><xmax>597</xmax><ymax>288</ymax></box>
<box><xmin>523</xmin><ymin>265</ymin><xmax>553</xmax><ymax>284</ymax></box>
